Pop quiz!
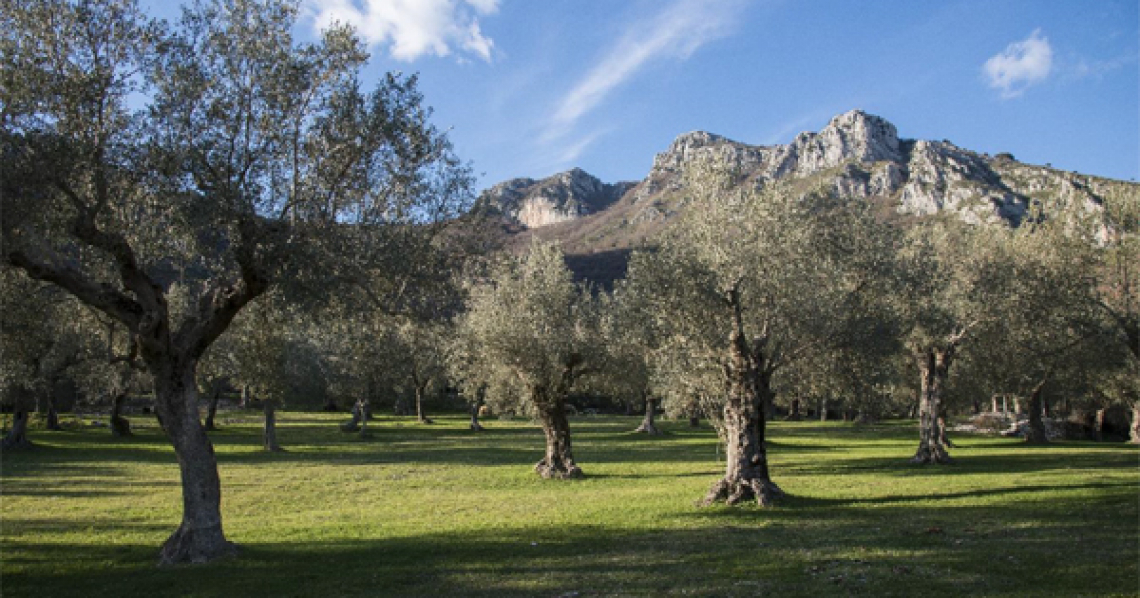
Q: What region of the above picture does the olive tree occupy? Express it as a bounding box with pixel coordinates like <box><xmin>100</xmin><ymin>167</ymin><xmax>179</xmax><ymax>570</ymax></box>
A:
<box><xmin>598</xmin><ymin>290</ymin><xmax>662</xmax><ymax>434</ymax></box>
<box><xmin>1090</xmin><ymin>188</ymin><xmax>1140</xmax><ymax>441</ymax></box>
<box><xmin>0</xmin><ymin>272</ymin><xmax>81</xmax><ymax>447</ymax></box>
<box><xmin>893</xmin><ymin>220</ymin><xmax>1014</xmax><ymax>463</ymax></box>
<box><xmin>624</xmin><ymin>162</ymin><xmax>893</xmax><ymax>506</ymax></box>
<box><xmin>1</xmin><ymin>0</ymin><xmax>470</xmax><ymax>563</ymax></box>
<box><xmin>454</xmin><ymin>242</ymin><xmax>602</xmax><ymax>479</ymax></box>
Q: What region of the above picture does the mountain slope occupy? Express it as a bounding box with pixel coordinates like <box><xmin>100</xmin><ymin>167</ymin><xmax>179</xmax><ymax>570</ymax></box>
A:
<box><xmin>478</xmin><ymin>110</ymin><xmax>1136</xmax><ymax>284</ymax></box>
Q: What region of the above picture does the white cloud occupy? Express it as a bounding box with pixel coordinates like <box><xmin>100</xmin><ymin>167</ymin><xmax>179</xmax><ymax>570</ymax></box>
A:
<box><xmin>306</xmin><ymin>0</ymin><xmax>499</xmax><ymax>62</ymax></box>
<box><xmin>546</xmin><ymin>0</ymin><xmax>745</xmax><ymax>140</ymax></box>
<box><xmin>983</xmin><ymin>29</ymin><xmax>1053</xmax><ymax>99</ymax></box>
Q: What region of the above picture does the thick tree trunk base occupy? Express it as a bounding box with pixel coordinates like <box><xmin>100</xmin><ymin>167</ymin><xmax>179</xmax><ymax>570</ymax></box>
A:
<box><xmin>634</xmin><ymin>420</ymin><xmax>661</xmax><ymax>435</ymax></box>
<box><xmin>689</xmin><ymin>416</ymin><xmax>700</xmax><ymax>428</ymax></box>
<box><xmin>418</xmin><ymin>417</ymin><xmax>434</xmax><ymax>425</ymax></box>
<box><xmin>111</xmin><ymin>416</ymin><xmax>132</xmax><ymax>437</ymax></box>
<box><xmin>1024</xmin><ymin>425</ymin><xmax>1050</xmax><ymax>445</ymax></box>
<box><xmin>469</xmin><ymin>418</ymin><xmax>484</xmax><ymax>431</ymax></box>
<box><xmin>699</xmin><ymin>477</ymin><xmax>784</xmax><ymax>507</ymax></box>
<box><xmin>4</xmin><ymin>410</ymin><xmax>33</xmax><ymax>449</ymax></box>
<box><xmin>45</xmin><ymin>407</ymin><xmax>63</xmax><ymax>431</ymax></box>
<box><xmin>2</xmin><ymin>435</ymin><xmax>33</xmax><ymax>450</ymax></box>
<box><xmin>158</xmin><ymin>523</ymin><xmax>238</xmax><ymax>566</ymax></box>
<box><xmin>534</xmin><ymin>458</ymin><xmax>583</xmax><ymax>480</ymax></box>
<box><xmin>910</xmin><ymin>445</ymin><xmax>952</xmax><ymax>465</ymax></box>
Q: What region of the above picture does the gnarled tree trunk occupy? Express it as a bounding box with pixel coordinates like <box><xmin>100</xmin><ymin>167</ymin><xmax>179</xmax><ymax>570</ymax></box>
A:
<box><xmin>43</xmin><ymin>394</ymin><xmax>63</xmax><ymax>431</ymax></box>
<box><xmin>634</xmin><ymin>395</ymin><xmax>661</xmax><ymax>435</ymax></box>
<box><xmin>203</xmin><ymin>385</ymin><xmax>221</xmax><ymax>431</ymax></box>
<box><xmin>153</xmin><ymin>364</ymin><xmax>237</xmax><ymax>566</ymax></box>
<box><xmin>701</xmin><ymin>289</ymin><xmax>782</xmax><ymax>507</ymax></box>
<box><xmin>911</xmin><ymin>342</ymin><xmax>958</xmax><ymax>465</ymax></box>
<box><xmin>701</xmin><ymin>358</ymin><xmax>781</xmax><ymax>506</ymax></box>
<box><xmin>414</xmin><ymin>382</ymin><xmax>433</xmax><ymax>424</ymax></box>
<box><xmin>110</xmin><ymin>392</ymin><xmax>132</xmax><ymax>437</ymax></box>
<box><xmin>263</xmin><ymin>399</ymin><xmax>281</xmax><ymax>452</ymax></box>
<box><xmin>534</xmin><ymin>391</ymin><xmax>582</xmax><ymax>479</ymax></box>
<box><xmin>1024</xmin><ymin>381</ymin><xmax>1049</xmax><ymax>444</ymax></box>
<box><xmin>469</xmin><ymin>397</ymin><xmax>485</xmax><ymax>431</ymax></box>
<box><xmin>3</xmin><ymin>406</ymin><xmax>33</xmax><ymax>450</ymax></box>
<box><xmin>1129</xmin><ymin>402</ymin><xmax>1140</xmax><ymax>445</ymax></box>
<box><xmin>785</xmin><ymin>398</ymin><xmax>802</xmax><ymax>421</ymax></box>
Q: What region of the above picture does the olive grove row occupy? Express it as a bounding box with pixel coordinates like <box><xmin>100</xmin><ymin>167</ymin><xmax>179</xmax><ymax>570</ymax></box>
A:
<box><xmin>2</xmin><ymin>0</ymin><xmax>1136</xmax><ymax>566</ymax></box>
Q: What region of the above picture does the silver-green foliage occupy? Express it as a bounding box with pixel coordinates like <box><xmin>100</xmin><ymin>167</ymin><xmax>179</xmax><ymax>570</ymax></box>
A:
<box><xmin>453</xmin><ymin>241</ymin><xmax>600</xmax><ymax>418</ymax></box>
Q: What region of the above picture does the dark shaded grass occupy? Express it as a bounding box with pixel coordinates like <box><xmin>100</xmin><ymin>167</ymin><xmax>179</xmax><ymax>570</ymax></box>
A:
<box><xmin>2</xmin><ymin>413</ymin><xmax>1137</xmax><ymax>597</ymax></box>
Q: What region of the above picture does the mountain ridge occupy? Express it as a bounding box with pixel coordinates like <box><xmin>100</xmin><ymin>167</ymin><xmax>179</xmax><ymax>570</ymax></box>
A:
<box><xmin>476</xmin><ymin>110</ymin><xmax>1135</xmax><ymax>283</ymax></box>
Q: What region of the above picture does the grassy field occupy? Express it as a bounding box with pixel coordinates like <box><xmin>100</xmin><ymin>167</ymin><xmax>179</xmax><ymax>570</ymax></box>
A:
<box><xmin>1</xmin><ymin>412</ymin><xmax>1137</xmax><ymax>597</ymax></box>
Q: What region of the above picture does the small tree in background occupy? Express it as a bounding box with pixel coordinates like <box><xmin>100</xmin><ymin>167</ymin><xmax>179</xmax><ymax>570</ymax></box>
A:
<box><xmin>455</xmin><ymin>242</ymin><xmax>602</xmax><ymax>479</ymax></box>
<box><xmin>893</xmin><ymin>220</ymin><xmax>1013</xmax><ymax>463</ymax></box>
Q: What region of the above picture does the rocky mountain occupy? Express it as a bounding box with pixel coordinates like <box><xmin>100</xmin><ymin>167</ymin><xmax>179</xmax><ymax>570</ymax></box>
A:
<box><xmin>480</xmin><ymin>110</ymin><xmax>1135</xmax><ymax>283</ymax></box>
<box><xmin>475</xmin><ymin>167</ymin><xmax>636</xmax><ymax>229</ymax></box>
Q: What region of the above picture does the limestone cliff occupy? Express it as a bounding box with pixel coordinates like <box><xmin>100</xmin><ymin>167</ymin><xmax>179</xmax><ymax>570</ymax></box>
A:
<box><xmin>483</xmin><ymin>109</ymin><xmax>1137</xmax><ymax>283</ymax></box>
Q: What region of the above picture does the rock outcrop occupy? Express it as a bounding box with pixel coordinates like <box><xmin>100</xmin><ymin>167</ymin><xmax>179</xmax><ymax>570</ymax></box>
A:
<box><xmin>477</xmin><ymin>168</ymin><xmax>635</xmax><ymax>229</ymax></box>
<box><xmin>482</xmin><ymin>109</ymin><xmax>1137</xmax><ymax>283</ymax></box>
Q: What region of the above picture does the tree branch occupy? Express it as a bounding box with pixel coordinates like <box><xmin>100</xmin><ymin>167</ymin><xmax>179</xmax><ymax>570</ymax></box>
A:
<box><xmin>7</xmin><ymin>249</ymin><xmax>142</xmax><ymax>328</ymax></box>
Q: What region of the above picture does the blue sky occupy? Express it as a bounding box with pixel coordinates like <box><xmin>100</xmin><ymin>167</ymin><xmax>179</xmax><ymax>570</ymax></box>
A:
<box><xmin>150</xmin><ymin>0</ymin><xmax>1140</xmax><ymax>189</ymax></box>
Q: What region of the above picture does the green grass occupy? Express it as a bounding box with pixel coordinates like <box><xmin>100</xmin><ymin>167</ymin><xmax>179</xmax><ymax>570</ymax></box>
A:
<box><xmin>2</xmin><ymin>413</ymin><xmax>1138</xmax><ymax>597</ymax></box>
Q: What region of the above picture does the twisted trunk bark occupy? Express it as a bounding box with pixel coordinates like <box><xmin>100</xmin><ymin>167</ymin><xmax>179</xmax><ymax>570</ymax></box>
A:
<box><xmin>701</xmin><ymin>288</ymin><xmax>782</xmax><ymax>507</ymax></box>
<box><xmin>701</xmin><ymin>366</ymin><xmax>781</xmax><ymax>507</ymax></box>
<box><xmin>1094</xmin><ymin>408</ymin><xmax>1107</xmax><ymax>441</ymax></box>
<box><xmin>203</xmin><ymin>386</ymin><xmax>221</xmax><ymax>431</ymax></box>
<box><xmin>3</xmin><ymin>408</ymin><xmax>33</xmax><ymax>450</ymax></box>
<box><xmin>358</xmin><ymin>399</ymin><xmax>370</xmax><ymax>438</ymax></box>
<box><xmin>1129</xmin><ymin>402</ymin><xmax>1140</xmax><ymax>445</ymax></box>
<box><xmin>1024</xmin><ymin>381</ymin><xmax>1050</xmax><ymax>444</ymax></box>
<box><xmin>469</xmin><ymin>397</ymin><xmax>485</xmax><ymax>431</ymax></box>
<box><xmin>785</xmin><ymin>398</ymin><xmax>802</xmax><ymax>421</ymax></box>
<box><xmin>634</xmin><ymin>396</ymin><xmax>661</xmax><ymax>435</ymax></box>
<box><xmin>44</xmin><ymin>395</ymin><xmax>63</xmax><ymax>431</ymax></box>
<box><xmin>263</xmin><ymin>399</ymin><xmax>281</xmax><ymax>452</ymax></box>
<box><xmin>414</xmin><ymin>383</ymin><xmax>433</xmax><ymax>424</ymax></box>
<box><xmin>912</xmin><ymin>344</ymin><xmax>955</xmax><ymax>465</ymax></box>
<box><xmin>153</xmin><ymin>364</ymin><xmax>236</xmax><ymax>566</ymax></box>
<box><xmin>534</xmin><ymin>393</ymin><xmax>582</xmax><ymax>479</ymax></box>
<box><xmin>110</xmin><ymin>392</ymin><xmax>132</xmax><ymax>437</ymax></box>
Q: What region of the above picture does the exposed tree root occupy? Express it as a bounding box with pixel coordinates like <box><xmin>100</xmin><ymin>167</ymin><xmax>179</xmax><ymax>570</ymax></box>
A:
<box><xmin>910</xmin><ymin>445</ymin><xmax>953</xmax><ymax>465</ymax></box>
<box><xmin>699</xmin><ymin>477</ymin><xmax>784</xmax><ymax>507</ymax></box>
<box><xmin>634</xmin><ymin>421</ymin><xmax>661</xmax><ymax>435</ymax></box>
<box><xmin>158</xmin><ymin>524</ymin><xmax>238</xmax><ymax>566</ymax></box>
<box><xmin>535</xmin><ymin>458</ymin><xmax>584</xmax><ymax>480</ymax></box>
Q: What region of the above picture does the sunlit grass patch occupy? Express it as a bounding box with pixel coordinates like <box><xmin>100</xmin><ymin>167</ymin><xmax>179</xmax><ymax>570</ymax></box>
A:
<box><xmin>2</xmin><ymin>413</ymin><xmax>1137</xmax><ymax>597</ymax></box>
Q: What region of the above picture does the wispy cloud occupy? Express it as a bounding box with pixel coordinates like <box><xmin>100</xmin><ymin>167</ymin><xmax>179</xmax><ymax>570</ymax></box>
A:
<box><xmin>983</xmin><ymin>29</ymin><xmax>1053</xmax><ymax>99</ymax></box>
<box><xmin>306</xmin><ymin>0</ymin><xmax>499</xmax><ymax>62</ymax></box>
<box><xmin>1068</xmin><ymin>51</ymin><xmax>1138</xmax><ymax>81</ymax></box>
<box><xmin>545</xmin><ymin>0</ymin><xmax>746</xmax><ymax>141</ymax></box>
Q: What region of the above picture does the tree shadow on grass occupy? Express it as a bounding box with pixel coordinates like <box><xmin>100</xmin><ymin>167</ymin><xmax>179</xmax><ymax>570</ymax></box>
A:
<box><xmin>786</xmin><ymin>447</ymin><xmax>1140</xmax><ymax>479</ymax></box>
<box><xmin>4</xmin><ymin>503</ymin><xmax>1137</xmax><ymax>598</ymax></box>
